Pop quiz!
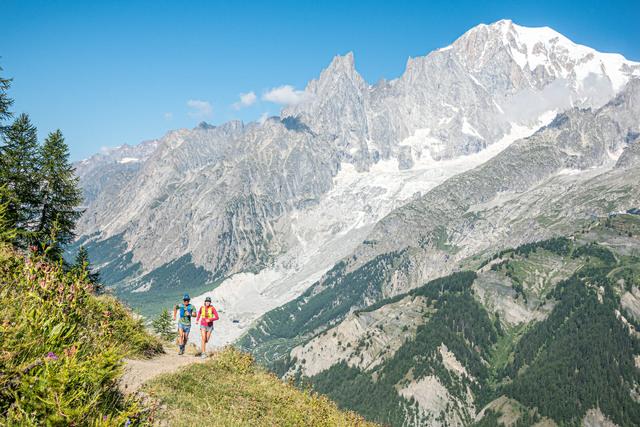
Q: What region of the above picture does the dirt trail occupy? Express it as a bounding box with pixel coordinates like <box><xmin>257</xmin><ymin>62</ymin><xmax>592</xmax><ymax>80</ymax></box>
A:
<box><xmin>120</xmin><ymin>345</ymin><xmax>208</xmax><ymax>394</ymax></box>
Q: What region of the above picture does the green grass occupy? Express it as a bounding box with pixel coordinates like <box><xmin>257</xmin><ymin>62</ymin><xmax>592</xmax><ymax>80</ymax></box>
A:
<box><xmin>144</xmin><ymin>347</ymin><xmax>376</xmax><ymax>427</ymax></box>
<box><xmin>487</xmin><ymin>323</ymin><xmax>528</xmax><ymax>387</ymax></box>
<box><xmin>0</xmin><ymin>244</ymin><xmax>163</xmax><ymax>426</ymax></box>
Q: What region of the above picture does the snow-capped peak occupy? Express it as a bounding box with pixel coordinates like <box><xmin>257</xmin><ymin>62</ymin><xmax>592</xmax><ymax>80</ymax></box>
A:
<box><xmin>462</xmin><ymin>20</ymin><xmax>640</xmax><ymax>91</ymax></box>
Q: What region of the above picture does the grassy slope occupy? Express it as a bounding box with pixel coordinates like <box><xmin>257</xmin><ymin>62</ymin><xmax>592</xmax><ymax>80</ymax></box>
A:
<box><xmin>144</xmin><ymin>346</ymin><xmax>377</xmax><ymax>427</ymax></box>
<box><xmin>0</xmin><ymin>245</ymin><xmax>163</xmax><ymax>426</ymax></box>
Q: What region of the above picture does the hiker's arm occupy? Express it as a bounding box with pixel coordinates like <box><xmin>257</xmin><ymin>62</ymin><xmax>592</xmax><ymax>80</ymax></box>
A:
<box><xmin>173</xmin><ymin>306</ymin><xmax>177</xmax><ymax>320</ymax></box>
<box><xmin>196</xmin><ymin>307</ymin><xmax>201</xmax><ymax>322</ymax></box>
<box><xmin>211</xmin><ymin>307</ymin><xmax>219</xmax><ymax>321</ymax></box>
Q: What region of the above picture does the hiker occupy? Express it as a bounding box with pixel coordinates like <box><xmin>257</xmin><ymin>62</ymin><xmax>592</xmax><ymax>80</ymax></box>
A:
<box><xmin>173</xmin><ymin>293</ymin><xmax>197</xmax><ymax>355</ymax></box>
<box><xmin>196</xmin><ymin>296</ymin><xmax>219</xmax><ymax>358</ymax></box>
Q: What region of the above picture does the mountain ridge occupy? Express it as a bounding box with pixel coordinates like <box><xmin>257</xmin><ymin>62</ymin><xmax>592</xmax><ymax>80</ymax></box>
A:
<box><xmin>75</xmin><ymin>21</ymin><xmax>640</xmax><ymax>347</ymax></box>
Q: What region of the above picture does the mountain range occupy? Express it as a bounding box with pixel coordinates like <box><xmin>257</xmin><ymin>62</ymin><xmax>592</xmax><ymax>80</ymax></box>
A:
<box><xmin>74</xmin><ymin>19</ymin><xmax>640</xmax><ymax>426</ymax></box>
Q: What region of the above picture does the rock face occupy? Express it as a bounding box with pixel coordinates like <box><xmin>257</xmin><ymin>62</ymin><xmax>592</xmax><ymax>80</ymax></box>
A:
<box><xmin>76</xmin><ymin>21</ymin><xmax>639</xmax><ymax>333</ymax></box>
<box><xmin>243</xmin><ymin>80</ymin><xmax>640</xmax><ymax>357</ymax></box>
<box><xmin>284</xmin><ymin>20</ymin><xmax>639</xmax><ymax>166</ymax></box>
<box><xmin>75</xmin><ymin>139</ymin><xmax>159</xmax><ymax>206</ymax></box>
<box><xmin>347</xmin><ymin>78</ymin><xmax>640</xmax><ymax>294</ymax></box>
<box><xmin>78</xmin><ymin>120</ymin><xmax>340</xmax><ymax>276</ymax></box>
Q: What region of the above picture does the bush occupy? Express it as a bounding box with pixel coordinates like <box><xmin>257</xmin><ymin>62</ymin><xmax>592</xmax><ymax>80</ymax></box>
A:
<box><xmin>0</xmin><ymin>246</ymin><xmax>162</xmax><ymax>425</ymax></box>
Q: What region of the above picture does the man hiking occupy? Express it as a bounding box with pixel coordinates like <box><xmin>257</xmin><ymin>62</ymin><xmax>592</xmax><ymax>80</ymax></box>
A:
<box><xmin>173</xmin><ymin>293</ymin><xmax>197</xmax><ymax>355</ymax></box>
<box><xmin>196</xmin><ymin>296</ymin><xmax>219</xmax><ymax>358</ymax></box>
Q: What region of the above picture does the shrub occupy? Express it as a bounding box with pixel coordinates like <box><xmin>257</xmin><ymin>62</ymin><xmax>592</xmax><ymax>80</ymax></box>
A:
<box><xmin>0</xmin><ymin>246</ymin><xmax>162</xmax><ymax>425</ymax></box>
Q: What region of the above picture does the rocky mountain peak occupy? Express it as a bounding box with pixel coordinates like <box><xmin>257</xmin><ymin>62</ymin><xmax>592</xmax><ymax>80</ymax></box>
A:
<box><xmin>301</xmin><ymin>51</ymin><xmax>367</xmax><ymax>98</ymax></box>
<box><xmin>323</xmin><ymin>52</ymin><xmax>356</xmax><ymax>76</ymax></box>
<box><xmin>196</xmin><ymin>121</ymin><xmax>216</xmax><ymax>130</ymax></box>
<box><xmin>455</xmin><ymin>19</ymin><xmax>640</xmax><ymax>92</ymax></box>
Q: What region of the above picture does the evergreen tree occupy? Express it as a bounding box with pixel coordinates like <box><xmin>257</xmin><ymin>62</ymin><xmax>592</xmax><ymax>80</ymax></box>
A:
<box><xmin>73</xmin><ymin>245</ymin><xmax>102</xmax><ymax>293</ymax></box>
<box><xmin>0</xmin><ymin>186</ymin><xmax>17</xmax><ymax>244</ymax></box>
<box><xmin>0</xmin><ymin>66</ymin><xmax>12</xmax><ymax>130</ymax></box>
<box><xmin>152</xmin><ymin>308</ymin><xmax>176</xmax><ymax>341</ymax></box>
<box><xmin>38</xmin><ymin>130</ymin><xmax>83</xmax><ymax>253</ymax></box>
<box><xmin>0</xmin><ymin>113</ymin><xmax>41</xmax><ymax>246</ymax></box>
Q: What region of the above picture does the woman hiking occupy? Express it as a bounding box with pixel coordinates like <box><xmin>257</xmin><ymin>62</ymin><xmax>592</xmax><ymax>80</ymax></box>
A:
<box><xmin>173</xmin><ymin>293</ymin><xmax>197</xmax><ymax>355</ymax></box>
<box><xmin>196</xmin><ymin>296</ymin><xmax>219</xmax><ymax>358</ymax></box>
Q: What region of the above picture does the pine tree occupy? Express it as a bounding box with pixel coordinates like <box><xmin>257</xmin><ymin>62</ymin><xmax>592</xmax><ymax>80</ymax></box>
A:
<box><xmin>73</xmin><ymin>246</ymin><xmax>102</xmax><ymax>293</ymax></box>
<box><xmin>38</xmin><ymin>130</ymin><xmax>83</xmax><ymax>254</ymax></box>
<box><xmin>0</xmin><ymin>66</ymin><xmax>12</xmax><ymax>130</ymax></box>
<box><xmin>0</xmin><ymin>186</ymin><xmax>17</xmax><ymax>244</ymax></box>
<box><xmin>0</xmin><ymin>113</ymin><xmax>41</xmax><ymax>246</ymax></box>
<box><xmin>152</xmin><ymin>308</ymin><xmax>176</xmax><ymax>341</ymax></box>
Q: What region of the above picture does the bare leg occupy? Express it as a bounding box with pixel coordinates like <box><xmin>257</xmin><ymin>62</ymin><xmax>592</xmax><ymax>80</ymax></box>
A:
<box><xmin>177</xmin><ymin>327</ymin><xmax>186</xmax><ymax>354</ymax></box>
<box><xmin>178</xmin><ymin>327</ymin><xmax>185</xmax><ymax>346</ymax></box>
<box><xmin>200</xmin><ymin>328</ymin><xmax>207</xmax><ymax>354</ymax></box>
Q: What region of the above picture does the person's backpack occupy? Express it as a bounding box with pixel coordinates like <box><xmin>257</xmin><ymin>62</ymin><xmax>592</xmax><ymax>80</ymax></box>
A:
<box><xmin>179</xmin><ymin>303</ymin><xmax>194</xmax><ymax>319</ymax></box>
<box><xmin>200</xmin><ymin>306</ymin><xmax>216</xmax><ymax>320</ymax></box>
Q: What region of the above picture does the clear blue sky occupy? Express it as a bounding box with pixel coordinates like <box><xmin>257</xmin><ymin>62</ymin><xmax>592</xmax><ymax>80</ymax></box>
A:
<box><xmin>2</xmin><ymin>0</ymin><xmax>639</xmax><ymax>160</ymax></box>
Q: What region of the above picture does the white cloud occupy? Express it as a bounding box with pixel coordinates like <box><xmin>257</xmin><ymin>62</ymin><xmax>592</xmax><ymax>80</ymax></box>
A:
<box><xmin>262</xmin><ymin>85</ymin><xmax>311</xmax><ymax>106</ymax></box>
<box><xmin>233</xmin><ymin>91</ymin><xmax>257</xmax><ymax>109</ymax></box>
<box><xmin>258</xmin><ymin>112</ymin><xmax>269</xmax><ymax>124</ymax></box>
<box><xmin>187</xmin><ymin>99</ymin><xmax>213</xmax><ymax>118</ymax></box>
<box><xmin>163</xmin><ymin>112</ymin><xmax>173</xmax><ymax>120</ymax></box>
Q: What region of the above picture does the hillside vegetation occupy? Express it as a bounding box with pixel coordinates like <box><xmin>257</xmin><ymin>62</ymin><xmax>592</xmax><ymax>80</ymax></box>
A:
<box><xmin>0</xmin><ymin>244</ymin><xmax>163</xmax><ymax>425</ymax></box>
<box><xmin>264</xmin><ymin>214</ymin><xmax>640</xmax><ymax>426</ymax></box>
<box><xmin>143</xmin><ymin>346</ymin><xmax>376</xmax><ymax>427</ymax></box>
<box><xmin>0</xmin><ymin>243</ymin><xmax>377</xmax><ymax>426</ymax></box>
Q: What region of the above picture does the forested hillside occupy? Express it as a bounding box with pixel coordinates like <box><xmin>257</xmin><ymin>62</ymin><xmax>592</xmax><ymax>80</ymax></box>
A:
<box><xmin>254</xmin><ymin>213</ymin><xmax>640</xmax><ymax>426</ymax></box>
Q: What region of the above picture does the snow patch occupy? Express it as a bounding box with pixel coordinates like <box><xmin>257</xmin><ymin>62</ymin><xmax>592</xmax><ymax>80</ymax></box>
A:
<box><xmin>497</xmin><ymin>20</ymin><xmax>640</xmax><ymax>92</ymax></box>
<box><xmin>119</xmin><ymin>157</ymin><xmax>140</xmax><ymax>164</ymax></box>
<box><xmin>462</xmin><ymin>118</ymin><xmax>484</xmax><ymax>140</ymax></box>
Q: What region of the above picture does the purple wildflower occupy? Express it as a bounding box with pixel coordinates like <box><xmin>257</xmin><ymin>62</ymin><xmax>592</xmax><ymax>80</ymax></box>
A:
<box><xmin>124</xmin><ymin>419</ymin><xmax>131</xmax><ymax>427</ymax></box>
<box><xmin>46</xmin><ymin>352</ymin><xmax>59</xmax><ymax>360</ymax></box>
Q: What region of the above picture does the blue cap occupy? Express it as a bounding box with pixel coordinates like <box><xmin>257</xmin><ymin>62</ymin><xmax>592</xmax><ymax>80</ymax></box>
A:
<box><xmin>183</xmin><ymin>293</ymin><xmax>190</xmax><ymax>300</ymax></box>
